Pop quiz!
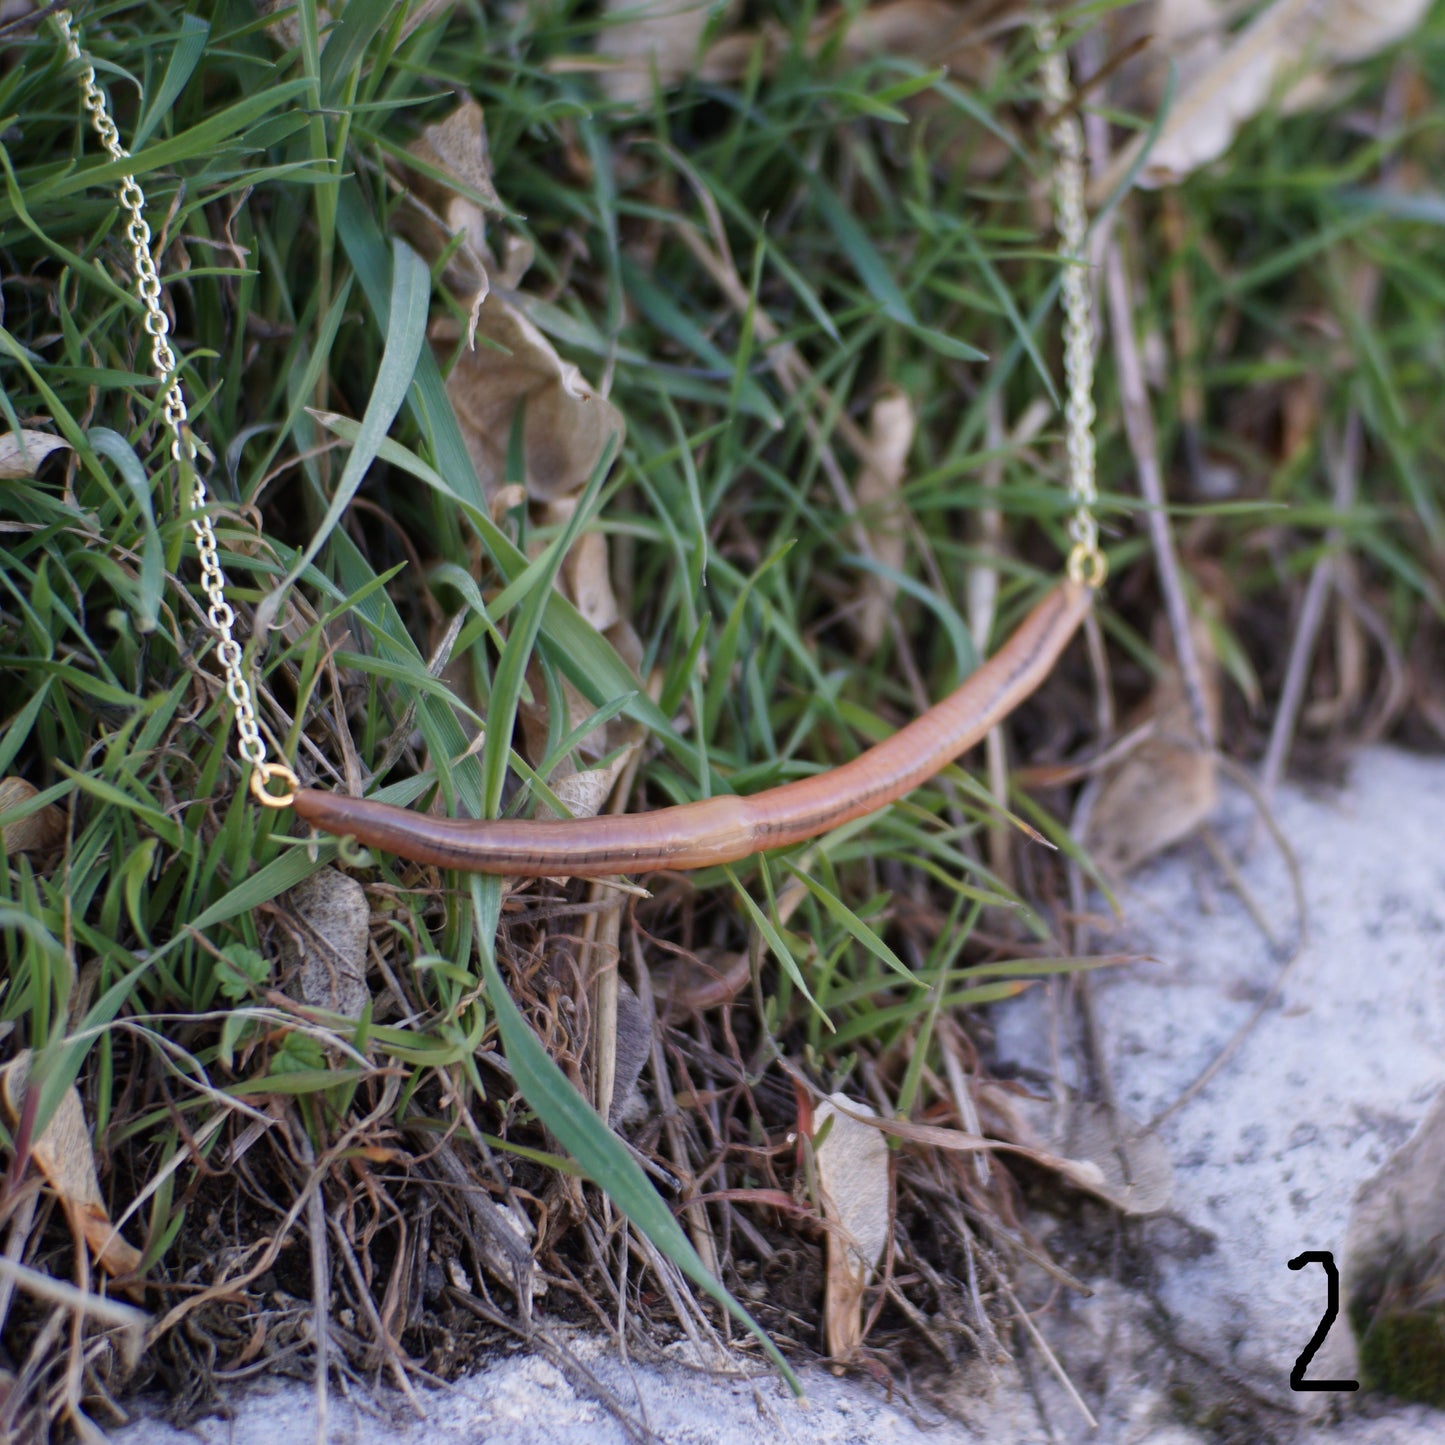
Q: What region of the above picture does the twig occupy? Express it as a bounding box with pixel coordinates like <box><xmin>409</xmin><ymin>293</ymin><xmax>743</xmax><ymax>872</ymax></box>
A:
<box><xmin>1102</xmin><ymin>238</ymin><xmax>1215</xmax><ymax>752</ymax></box>
<box><xmin>327</xmin><ymin>1204</ymin><xmax>423</xmax><ymax>1412</ymax></box>
<box><xmin>0</xmin><ymin>1187</ymin><xmax>39</xmax><ymax>1337</ymax></box>
<box><xmin>1003</xmin><ymin>1279</ymin><xmax>1097</xmax><ymax>1429</ymax></box>
<box><xmin>296</xmin><ymin>1127</ymin><xmax>331</xmax><ymax>1445</ymax></box>
<box><xmin>1259</xmin><ymin>412</ymin><xmax>1363</xmax><ymax>797</ymax></box>
<box><xmin>0</xmin><ymin>1256</ymin><xmax>147</xmax><ymax>1343</ymax></box>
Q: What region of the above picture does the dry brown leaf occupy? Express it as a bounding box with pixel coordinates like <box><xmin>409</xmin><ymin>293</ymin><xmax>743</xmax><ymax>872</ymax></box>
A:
<box><xmin>833</xmin><ymin>0</ymin><xmax>982</xmax><ymax>57</ymax></box>
<box><xmin>400</xmin><ymin>97</ymin><xmax>502</xmax><ymax>313</ymax></box>
<box><xmin>1318</xmin><ymin>0</ymin><xmax>1433</xmax><ymax>60</ymax></box>
<box><xmin>0</xmin><ymin>1052</ymin><xmax>144</xmax><ymax>1280</ymax></box>
<box><xmin>607</xmin><ymin>980</ymin><xmax>653</xmax><ymax>1127</ymax></box>
<box><xmin>558</xmin><ymin>523</ymin><xmax>622</xmax><ymax>635</ymax></box>
<box><xmin>552</xmin><ymin>497</ymin><xmax>647</xmax><ymax>699</ymax></box>
<box><xmin>0</xmin><ymin>429</ymin><xmax>69</xmax><ymax>480</ymax></box>
<box><xmin>590</xmin><ymin>0</ymin><xmax>1003</xmax><ymax>172</ymax></box>
<box><xmin>1098</xmin><ymin>0</ymin><xmax>1431</xmax><ymax>196</ymax></box>
<box><xmin>278</xmin><ymin>867</ymin><xmax>370</xmax><ymax>1019</ymax></box>
<box><xmin>656</xmin><ymin>945</ymin><xmax>751</xmax><ymax>1011</ymax></box>
<box><xmin>442</xmin><ymin>301</ymin><xmax>625</xmax><ymax>504</ymax></box>
<box><xmin>853</xmin><ymin>389</ymin><xmax>915</xmax><ymax>656</ymax></box>
<box><xmin>257</xmin><ymin>0</ymin><xmax>446</xmax><ymax>55</ymax></box>
<box><xmin>410</xmin><ymin>97</ymin><xmax>504</xmax><ymax>219</ymax></box>
<box><xmin>0</xmin><ymin>777</ymin><xmax>66</xmax><ymax>855</ymax></box>
<box><xmin>802</xmin><ymin>1087</ymin><xmax>1167</xmax><ymax>1215</ymax></box>
<box><xmin>977</xmin><ymin>1081</ymin><xmax>1174</xmax><ymax>1215</ymax></box>
<box><xmin>812</xmin><ymin>1093</ymin><xmax>891</xmax><ymax>1360</ymax></box>
<box><xmin>1086</xmin><ymin>615</ymin><xmax>1220</xmax><ymax>875</ymax></box>
<box><xmin>693</xmin><ymin>0</ymin><xmax>998</xmax><ymax>87</ymax></box>
<box><xmin>594</xmin><ymin>0</ymin><xmax>736</xmax><ymax>105</ymax></box>
<box><xmin>397</xmin><ymin>100</ymin><xmax>534</xmax><ymax>360</ymax></box>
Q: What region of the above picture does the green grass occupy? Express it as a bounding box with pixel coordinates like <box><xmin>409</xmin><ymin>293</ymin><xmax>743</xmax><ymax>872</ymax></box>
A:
<box><xmin>1</xmin><ymin>0</ymin><xmax>1443</xmax><ymax>1435</ymax></box>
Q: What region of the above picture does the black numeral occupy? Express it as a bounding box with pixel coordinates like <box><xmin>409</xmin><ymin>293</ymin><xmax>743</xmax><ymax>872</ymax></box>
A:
<box><xmin>1288</xmin><ymin>1251</ymin><xmax>1359</xmax><ymax>1392</ymax></box>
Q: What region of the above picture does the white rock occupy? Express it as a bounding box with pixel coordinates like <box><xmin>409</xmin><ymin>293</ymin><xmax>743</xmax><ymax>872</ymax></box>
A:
<box><xmin>996</xmin><ymin>746</ymin><xmax>1445</xmax><ymax>1434</ymax></box>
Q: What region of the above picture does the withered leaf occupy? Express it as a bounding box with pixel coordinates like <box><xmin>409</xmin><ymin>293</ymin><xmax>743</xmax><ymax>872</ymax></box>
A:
<box><xmin>1086</xmin><ymin>614</ymin><xmax>1220</xmax><ymax>875</ymax></box>
<box><xmin>812</xmin><ymin>1093</ymin><xmax>891</xmax><ymax>1360</ymax></box>
<box><xmin>0</xmin><ymin>429</ymin><xmax>69</xmax><ymax>480</ymax></box>
<box><xmin>442</xmin><ymin>300</ymin><xmax>625</xmax><ymax>504</ymax></box>
<box><xmin>594</xmin><ymin>0</ymin><xmax>732</xmax><ymax>106</ymax></box>
<box><xmin>1097</xmin><ymin>0</ymin><xmax>1431</xmax><ymax>195</ymax></box>
<box><xmin>607</xmin><ymin>981</ymin><xmax>653</xmax><ymax>1127</ymax></box>
<box><xmin>853</xmin><ymin>388</ymin><xmax>915</xmax><ymax>655</ymax></box>
<box><xmin>278</xmin><ymin>867</ymin><xmax>370</xmax><ymax>1020</ymax></box>
<box><xmin>977</xmin><ymin>1080</ymin><xmax>1174</xmax><ymax>1215</ymax></box>
<box><xmin>0</xmin><ymin>777</ymin><xmax>66</xmax><ymax>856</ymax></box>
<box><xmin>400</xmin><ymin>97</ymin><xmax>502</xmax><ymax>308</ymax></box>
<box><xmin>409</xmin><ymin>96</ymin><xmax>504</xmax><ymax>218</ymax></box>
<box><xmin>1</xmin><ymin>1052</ymin><xmax>144</xmax><ymax>1280</ymax></box>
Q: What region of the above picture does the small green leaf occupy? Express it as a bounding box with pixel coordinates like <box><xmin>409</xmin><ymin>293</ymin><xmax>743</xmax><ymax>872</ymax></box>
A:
<box><xmin>215</xmin><ymin>944</ymin><xmax>269</xmax><ymax>1002</ymax></box>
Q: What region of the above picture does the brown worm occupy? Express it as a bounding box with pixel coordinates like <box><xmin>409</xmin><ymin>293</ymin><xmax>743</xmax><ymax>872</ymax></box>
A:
<box><xmin>292</xmin><ymin>580</ymin><xmax>1091</xmax><ymax>877</ymax></box>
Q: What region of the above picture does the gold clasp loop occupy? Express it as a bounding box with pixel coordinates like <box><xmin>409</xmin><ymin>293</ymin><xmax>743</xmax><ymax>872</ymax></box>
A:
<box><xmin>251</xmin><ymin>762</ymin><xmax>299</xmax><ymax>809</ymax></box>
<box><xmin>1067</xmin><ymin>542</ymin><xmax>1108</xmax><ymax>591</ymax></box>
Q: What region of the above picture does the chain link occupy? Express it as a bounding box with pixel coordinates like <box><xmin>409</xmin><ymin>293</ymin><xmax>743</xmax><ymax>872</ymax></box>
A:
<box><xmin>1032</xmin><ymin>13</ymin><xmax>1107</xmax><ymax>590</ymax></box>
<box><xmin>53</xmin><ymin>9</ymin><xmax>297</xmax><ymax>805</ymax></box>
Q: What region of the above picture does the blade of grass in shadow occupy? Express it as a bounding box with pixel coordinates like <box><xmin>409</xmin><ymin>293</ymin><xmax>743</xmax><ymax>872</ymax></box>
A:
<box><xmin>319</xmin><ymin>0</ymin><xmax>397</xmax><ymax>105</ymax></box>
<box><xmin>471</xmin><ymin>874</ymin><xmax>803</xmax><ymax>1397</ymax></box>
<box><xmin>133</xmin><ymin>13</ymin><xmax>210</xmax><ymax>150</ymax></box>
<box><xmin>618</xmin><ymin>256</ymin><xmax>781</xmax><ymax>428</ymax></box>
<box><xmin>725</xmin><ymin>865</ymin><xmax>831</xmax><ymax>1028</ymax></box>
<box><xmin>479</xmin><ymin>436</ymin><xmax>616</xmax><ymax>816</ymax></box>
<box><xmin>254</xmin><ymin>237</ymin><xmax>429</xmax><ymax>636</ymax></box>
<box><xmin>17</xmin><ymin>80</ymin><xmax>315</xmax><ymax>214</ymax></box>
<box><xmin>183</xmin><ymin>848</ymin><xmax>334</xmax><ymax>937</ymax></box>
<box><xmin>88</xmin><ymin>427</ymin><xmax>163</xmax><ymax>632</ymax></box>
<box><xmin>780</xmin><ymin>863</ymin><xmax>921</xmax><ymax>988</ymax></box>
<box><xmin>26</xmin><ymin>956</ymin><xmax>164</xmax><ymax>1146</ymax></box>
<box><xmin>323</xmin><ymin>527</ymin><xmax>488</xmax><ymax>820</ymax></box>
<box><xmin>804</xmin><ymin>172</ymin><xmax>913</xmax><ymax>327</ymax></box>
<box><xmin>335</xmin><ymin>177</ymin><xmax>486</xmax><ymax>511</ymax></box>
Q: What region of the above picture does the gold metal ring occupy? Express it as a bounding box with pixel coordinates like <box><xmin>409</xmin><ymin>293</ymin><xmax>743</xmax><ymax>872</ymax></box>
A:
<box><xmin>1067</xmin><ymin>543</ymin><xmax>1108</xmax><ymax>591</ymax></box>
<box><xmin>251</xmin><ymin>762</ymin><xmax>300</xmax><ymax>809</ymax></box>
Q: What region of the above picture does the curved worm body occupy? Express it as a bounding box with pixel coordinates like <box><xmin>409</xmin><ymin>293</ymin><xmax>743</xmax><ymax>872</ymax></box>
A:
<box><xmin>292</xmin><ymin>580</ymin><xmax>1090</xmax><ymax>877</ymax></box>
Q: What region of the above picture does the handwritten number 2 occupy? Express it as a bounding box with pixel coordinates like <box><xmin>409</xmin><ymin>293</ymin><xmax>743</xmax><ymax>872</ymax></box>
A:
<box><xmin>1288</xmin><ymin>1251</ymin><xmax>1359</xmax><ymax>1392</ymax></box>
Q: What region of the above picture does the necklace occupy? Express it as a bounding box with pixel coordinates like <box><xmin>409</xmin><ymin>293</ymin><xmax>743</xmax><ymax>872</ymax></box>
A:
<box><xmin>54</xmin><ymin>7</ymin><xmax>1105</xmax><ymax>879</ymax></box>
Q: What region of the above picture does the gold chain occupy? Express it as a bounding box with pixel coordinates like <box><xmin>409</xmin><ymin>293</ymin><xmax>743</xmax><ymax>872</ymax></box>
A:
<box><xmin>53</xmin><ymin>8</ymin><xmax>297</xmax><ymax>806</ymax></box>
<box><xmin>1033</xmin><ymin>12</ymin><xmax>1107</xmax><ymax>590</ymax></box>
